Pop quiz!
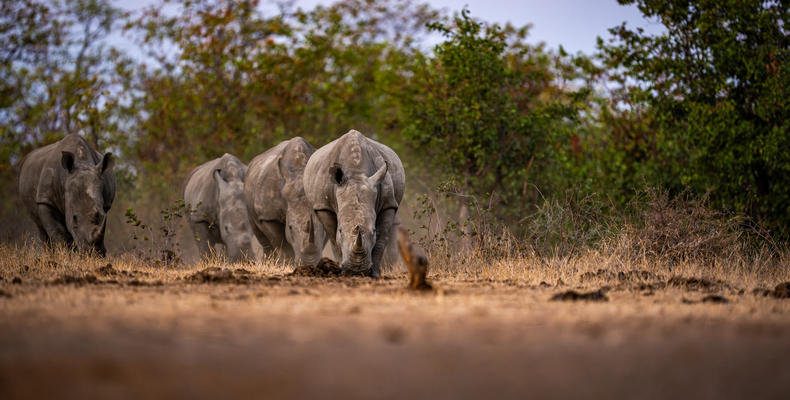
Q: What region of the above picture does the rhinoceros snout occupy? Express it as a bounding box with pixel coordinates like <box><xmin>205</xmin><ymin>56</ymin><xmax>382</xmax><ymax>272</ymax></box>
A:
<box><xmin>341</xmin><ymin>262</ymin><xmax>372</xmax><ymax>276</ymax></box>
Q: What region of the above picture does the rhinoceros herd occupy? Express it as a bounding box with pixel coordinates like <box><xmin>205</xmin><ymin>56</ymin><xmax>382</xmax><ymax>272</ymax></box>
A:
<box><xmin>17</xmin><ymin>130</ymin><xmax>404</xmax><ymax>277</ymax></box>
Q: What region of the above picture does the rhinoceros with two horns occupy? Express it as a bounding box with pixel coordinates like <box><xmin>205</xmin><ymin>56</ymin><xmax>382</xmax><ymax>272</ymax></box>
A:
<box><xmin>18</xmin><ymin>134</ymin><xmax>116</xmax><ymax>255</ymax></box>
<box><xmin>183</xmin><ymin>153</ymin><xmax>255</xmax><ymax>262</ymax></box>
<box><xmin>244</xmin><ymin>137</ymin><xmax>326</xmax><ymax>266</ymax></box>
<box><xmin>303</xmin><ymin>130</ymin><xmax>405</xmax><ymax>277</ymax></box>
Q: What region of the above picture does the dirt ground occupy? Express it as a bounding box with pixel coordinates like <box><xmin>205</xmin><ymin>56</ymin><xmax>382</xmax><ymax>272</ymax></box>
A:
<box><xmin>1</xmin><ymin>244</ymin><xmax>790</xmax><ymax>399</ymax></box>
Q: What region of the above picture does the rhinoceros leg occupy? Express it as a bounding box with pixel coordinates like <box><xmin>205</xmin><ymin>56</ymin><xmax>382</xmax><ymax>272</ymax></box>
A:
<box><xmin>37</xmin><ymin>203</ymin><xmax>73</xmax><ymax>247</ymax></box>
<box><xmin>258</xmin><ymin>220</ymin><xmax>294</xmax><ymax>260</ymax></box>
<box><xmin>371</xmin><ymin>208</ymin><xmax>396</xmax><ymax>278</ymax></box>
<box><xmin>315</xmin><ymin>210</ymin><xmax>341</xmax><ymax>262</ymax></box>
<box><xmin>250</xmin><ymin>223</ymin><xmax>273</xmax><ymax>253</ymax></box>
<box><xmin>191</xmin><ymin>220</ymin><xmax>221</xmax><ymax>259</ymax></box>
<box><xmin>380</xmin><ymin>219</ymin><xmax>401</xmax><ymax>269</ymax></box>
<box><xmin>33</xmin><ymin>220</ymin><xmax>49</xmax><ymax>243</ymax></box>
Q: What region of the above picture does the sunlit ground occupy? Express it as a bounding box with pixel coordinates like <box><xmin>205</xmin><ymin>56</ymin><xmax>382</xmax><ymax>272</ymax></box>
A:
<box><xmin>1</xmin><ymin>242</ymin><xmax>789</xmax><ymax>398</ymax></box>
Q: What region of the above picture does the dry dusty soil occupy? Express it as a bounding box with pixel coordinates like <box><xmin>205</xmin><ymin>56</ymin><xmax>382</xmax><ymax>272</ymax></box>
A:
<box><xmin>1</xmin><ymin>247</ymin><xmax>790</xmax><ymax>399</ymax></box>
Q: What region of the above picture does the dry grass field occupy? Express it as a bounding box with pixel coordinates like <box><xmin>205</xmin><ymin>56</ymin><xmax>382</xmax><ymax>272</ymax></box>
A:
<box><xmin>1</xmin><ymin>239</ymin><xmax>790</xmax><ymax>399</ymax></box>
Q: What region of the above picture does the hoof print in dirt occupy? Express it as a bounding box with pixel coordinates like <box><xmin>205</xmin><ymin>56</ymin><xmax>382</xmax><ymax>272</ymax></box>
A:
<box><xmin>12</xmin><ymin>277</ymin><xmax>22</xmax><ymax>284</ymax></box>
<box><xmin>0</xmin><ymin>289</ymin><xmax>12</xmax><ymax>299</ymax></box>
<box><xmin>291</xmin><ymin>258</ymin><xmax>343</xmax><ymax>277</ymax></box>
<box><xmin>551</xmin><ymin>289</ymin><xmax>608</xmax><ymax>302</ymax></box>
<box><xmin>186</xmin><ymin>267</ymin><xmax>253</xmax><ymax>284</ymax></box>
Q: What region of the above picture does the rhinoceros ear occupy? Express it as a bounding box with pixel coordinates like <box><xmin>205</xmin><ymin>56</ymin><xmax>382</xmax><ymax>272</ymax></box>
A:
<box><xmin>213</xmin><ymin>169</ymin><xmax>228</xmax><ymax>188</ymax></box>
<box><xmin>98</xmin><ymin>152</ymin><xmax>114</xmax><ymax>174</ymax></box>
<box><xmin>329</xmin><ymin>163</ymin><xmax>346</xmax><ymax>185</ymax></box>
<box><xmin>367</xmin><ymin>162</ymin><xmax>388</xmax><ymax>186</ymax></box>
<box><xmin>277</xmin><ymin>156</ymin><xmax>290</xmax><ymax>182</ymax></box>
<box><xmin>61</xmin><ymin>151</ymin><xmax>75</xmax><ymax>173</ymax></box>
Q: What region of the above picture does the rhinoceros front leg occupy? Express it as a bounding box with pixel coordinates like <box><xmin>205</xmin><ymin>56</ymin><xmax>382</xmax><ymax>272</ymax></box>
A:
<box><xmin>251</xmin><ymin>222</ymin><xmax>275</xmax><ymax>256</ymax></box>
<box><xmin>371</xmin><ymin>208</ymin><xmax>396</xmax><ymax>278</ymax></box>
<box><xmin>259</xmin><ymin>220</ymin><xmax>294</xmax><ymax>260</ymax></box>
<box><xmin>190</xmin><ymin>220</ymin><xmax>221</xmax><ymax>259</ymax></box>
<box><xmin>37</xmin><ymin>203</ymin><xmax>73</xmax><ymax>247</ymax></box>
<box><xmin>315</xmin><ymin>210</ymin><xmax>341</xmax><ymax>263</ymax></box>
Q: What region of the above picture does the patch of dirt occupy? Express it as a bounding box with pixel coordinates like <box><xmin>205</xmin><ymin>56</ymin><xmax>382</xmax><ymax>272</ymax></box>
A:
<box><xmin>95</xmin><ymin>264</ymin><xmax>118</xmax><ymax>276</ymax></box>
<box><xmin>0</xmin><ymin>289</ymin><xmax>11</xmax><ymax>299</ymax></box>
<box><xmin>667</xmin><ymin>276</ymin><xmax>730</xmax><ymax>291</ymax></box>
<box><xmin>550</xmin><ymin>289</ymin><xmax>609</xmax><ymax>302</ymax></box>
<box><xmin>774</xmin><ymin>282</ymin><xmax>790</xmax><ymax>299</ymax></box>
<box><xmin>128</xmin><ymin>279</ymin><xmax>164</xmax><ymax>287</ymax></box>
<box><xmin>702</xmin><ymin>295</ymin><xmax>729</xmax><ymax>304</ymax></box>
<box><xmin>291</xmin><ymin>258</ymin><xmax>343</xmax><ymax>277</ymax></box>
<box><xmin>638</xmin><ymin>282</ymin><xmax>667</xmax><ymax>291</ymax></box>
<box><xmin>579</xmin><ymin>269</ymin><xmax>616</xmax><ymax>281</ymax></box>
<box><xmin>184</xmin><ymin>267</ymin><xmax>255</xmax><ymax>284</ymax></box>
<box><xmin>12</xmin><ymin>277</ymin><xmax>22</xmax><ymax>284</ymax></box>
<box><xmin>51</xmin><ymin>273</ymin><xmax>98</xmax><ymax>285</ymax></box>
<box><xmin>619</xmin><ymin>270</ymin><xmax>664</xmax><ymax>282</ymax></box>
<box><xmin>683</xmin><ymin>295</ymin><xmax>729</xmax><ymax>304</ymax></box>
<box><xmin>579</xmin><ymin>269</ymin><xmax>664</xmax><ymax>283</ymax></box>
<box><xmin>381</xmin><ymin>325</ymin><xmax>406</xmax><ymax>344</ymax></box>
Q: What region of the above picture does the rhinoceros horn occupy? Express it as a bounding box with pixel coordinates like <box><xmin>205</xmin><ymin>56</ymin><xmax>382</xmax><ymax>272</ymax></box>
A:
<box><xmin>353</xmin><ymin>230</ymin><xmax>363</xmax><ymax>253</ymax></box>
<box><xmin>367</xmin><ymin>163</ymin><xmax>387</xmax><ymax>186</ymax></box>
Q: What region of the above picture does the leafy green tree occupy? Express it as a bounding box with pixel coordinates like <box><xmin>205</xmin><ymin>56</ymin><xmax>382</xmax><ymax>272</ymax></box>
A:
<box><xmin>125</xmin><ymin>0</ymin><xmax>437</xmax><ymax>195</ymax></box>
<box><xmin>600</xmin><ymin>0</ymin><xmax>790</xmax><ymax>234</ymax></box>
<box><xmin>401</xmin><ymin>9</ymin><xmax>585</xmax><ymax>228</ymax></box>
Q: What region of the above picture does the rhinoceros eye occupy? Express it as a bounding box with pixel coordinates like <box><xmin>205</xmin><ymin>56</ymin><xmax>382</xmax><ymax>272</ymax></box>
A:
<box><xmin>72</xmin><ymin>215</ymin><xmax>78</xmax><ymax>224</ymax></box>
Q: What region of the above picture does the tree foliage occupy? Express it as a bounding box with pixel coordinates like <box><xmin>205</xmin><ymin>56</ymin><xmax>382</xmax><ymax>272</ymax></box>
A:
<box><xmin>2</xmin><ymin>0</ymin><xmax>789</xmax><ymax>243</ymax></box>
<box><xmin>599</xmin><ymin>0</ymin><xmax>790</xmax><ymax>234</ymax></box>
<box><xmin>401</xmin><ymin>9</ymin><xmax>588</xmax><ymax>220</ymax></box>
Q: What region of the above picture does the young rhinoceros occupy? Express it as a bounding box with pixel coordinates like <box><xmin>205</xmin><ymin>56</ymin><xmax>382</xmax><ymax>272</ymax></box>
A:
<box><xmin>183</xmin><ymin>154</ymin><xmax>255</xmax><ymax>262</ymax></box>
<box><xmin>244</xmin><ymin>137</ymin><xmax>326</xmax><ymax>266</ymax></box>
<box><xmin>304</xmin><ymin>130</ymin><xmax>405</xmax><ymax>277</ymax></box>
<box><xmin>18</xmin><ymin>134</ymin><xmax>116</xmax><ymax>255</ymax></box>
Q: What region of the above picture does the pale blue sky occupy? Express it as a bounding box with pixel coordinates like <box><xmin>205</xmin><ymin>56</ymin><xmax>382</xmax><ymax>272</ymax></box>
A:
<box><xmin>116</xmin><ymin>0</ymin><xmax>665</xmax><ymax>55</ymax></box>
<box><xmin>296</xmin><ymin>0</ymin><xmax>665</xmax><ymax>54</ymax></box>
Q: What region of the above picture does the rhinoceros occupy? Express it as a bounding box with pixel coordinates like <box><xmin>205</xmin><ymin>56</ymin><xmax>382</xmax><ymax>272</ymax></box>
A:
<box><xmin>18</xmin><ymin>134</ymin><xmax>116</xmax><ymax>255</ymax></box>
<box><xmin>304</xmin><ymin>130</ymin><xmax>405</xmax><ymax>277</ymax></box>
<box><xmin>183</xmin><ymin>153</ymin><xmax>255</xmax><ymax>262</ymax></box>
<box><xmin>244</xmin><ymin>137</ymin><xmax>326</xmax><ymax>265</ymax></box>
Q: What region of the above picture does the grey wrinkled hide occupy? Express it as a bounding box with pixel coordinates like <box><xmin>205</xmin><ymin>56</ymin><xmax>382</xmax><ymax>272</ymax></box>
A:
<box><xmin>244</xmin><ymin>137</ymin><xmax>326</xmax><ymax>266</ymax></box>
<box><xmin>304</xmin><ymin>130</ymin><xmax>405</xmax><ymax>277</ymax></box>
<box><xmin>18</xmin><ymin>134</ymin><xmax>116</xmax><ymax>256</ymax></box>
<box><xmin>183</xmin><ymin>154</ymin><xmax>254</xmax><ymax>262</ymax></box>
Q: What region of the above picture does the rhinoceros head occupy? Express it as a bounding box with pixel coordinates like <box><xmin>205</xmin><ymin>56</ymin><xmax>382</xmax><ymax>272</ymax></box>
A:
<box><xmin>279</xmin><ymin>157</ymin><xmax>325</xmax><ymax>266</ymax></box>
<box><xmin>330</xmin><ymin>162</ymin><xmax>388</xmax><ymax>275</ymax></box>
<box><xmin>214</xmin><ymin>170</ymin><xmax>254</xmax><ymax>262</ymax></box>
<box><xmin>61</xmin><ymin>150</ymin><xmax>113</xmax><ymax>255</ymax></box>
